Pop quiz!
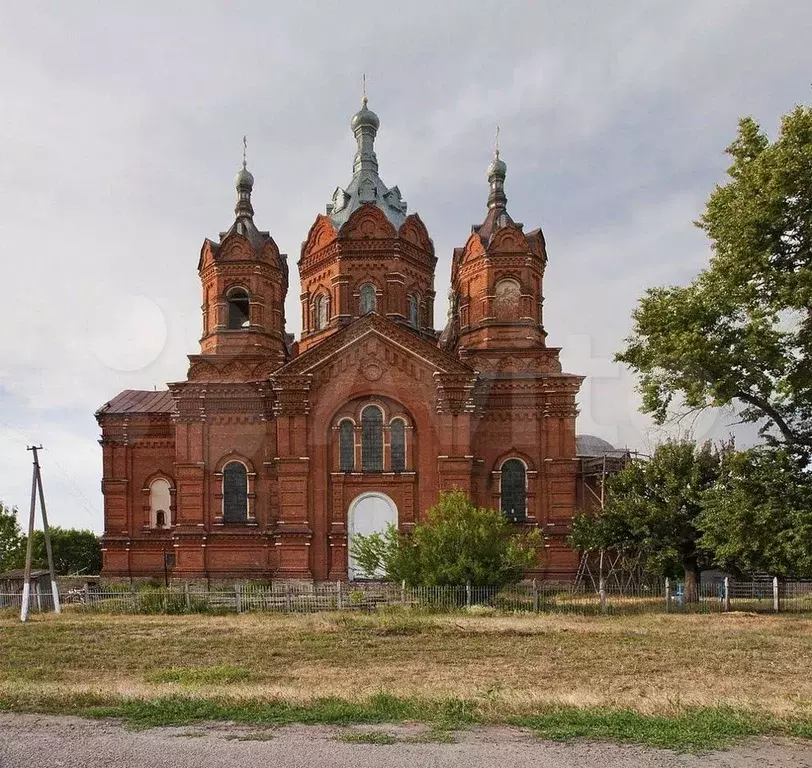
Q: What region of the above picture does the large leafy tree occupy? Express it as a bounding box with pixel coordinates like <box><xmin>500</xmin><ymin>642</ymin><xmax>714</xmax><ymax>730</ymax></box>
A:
<box><xmin>617</xmin><ymin>106</ymin><xmax>812</xmax><ymax>449</ymax></box>
<box><xmin>350</xmin><ymin>489</ymin><xmax>542</xmax><ymax>587</ymax></box>
<box><xmin>0</xmin><ymin>502</ymin><xmax>25</xmax><ymax>573</ymax></box>
<box><xmin>571</xmin><ymin>440</ymin><xmax>724</xmax><ymax>601</ymax></box>
<box><xmin>29</xmin><ymin>528</ymin><xmax>102</xmax><ymax>575</ymax></box>
<box><xmin>699</xmin><ymin>447</ymin><xmax>812</xmax><ymax>578</ymax></box>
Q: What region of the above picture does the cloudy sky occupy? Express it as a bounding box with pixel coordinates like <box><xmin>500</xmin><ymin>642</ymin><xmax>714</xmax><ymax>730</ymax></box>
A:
<box><xmin>0</xmin><ymin>1</ymin><xmax>809</xmax><ymax>532</ymax></box>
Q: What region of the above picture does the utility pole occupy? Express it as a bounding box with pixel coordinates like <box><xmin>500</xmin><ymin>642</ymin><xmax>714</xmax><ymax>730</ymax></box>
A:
<box><xmin>20</xmin><ymin>446</ymin><xmax>61</xmax><ymax>622</ymax></box>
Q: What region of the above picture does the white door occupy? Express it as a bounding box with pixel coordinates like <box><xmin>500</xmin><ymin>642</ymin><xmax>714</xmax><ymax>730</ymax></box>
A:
<box><xmin>348</xmin><ymin>492</ymin><xmax>398</xmax><ymax>580</ymax></box>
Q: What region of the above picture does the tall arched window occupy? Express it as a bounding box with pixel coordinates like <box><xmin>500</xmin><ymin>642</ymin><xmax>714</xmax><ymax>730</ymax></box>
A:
<box><xmin>390</xmin><ymin>418</ymin><xmax>406</xmax><ymax>472</ymax></box>
<box><xmin>339</xmin><ymin>419</ymin><xmax>355</xmax><ymax>472</ymax></box>
<box><xmin>407</xmin><ymin>294</ymin><xmax>419</xmax><ymax>328</ymax></box>
<box><xmin>149</xmin><ymin>478</ymin><xmax>171</xmax><ymax>529</ymax></box>
<box><xmin>227</xmin><ymin>288</ymin><xmax>250</xmax><ymax>329</ymax></box>
<box><xmin>500</xmin><ymin>459</ymin><xmax>526</xmax><ymax>522</ymax></box>
<box><xmin>314</xmin><ymin>294</ymin><xmax>329</xmax><ymax>331</ymax></box>
<box><xmin>359</xmin><ymin>283</ymin><xmax>376</xmax><ymax>314</ymax></box>
<box><xmin>361</xmin><ymin>406</ymin><xmax>383</xmax><ymax>472</ymax></box>
<box><xmin>223</xmin><ymin>462</ymin><xmax>248</xmax><ymax>522</ymax></box>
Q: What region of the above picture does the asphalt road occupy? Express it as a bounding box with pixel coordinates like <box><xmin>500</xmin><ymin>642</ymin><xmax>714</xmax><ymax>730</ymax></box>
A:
<box><xmin>1</xmin><ymin>714</ymin><xmax>811</xmax><ymax>768</ymax></box>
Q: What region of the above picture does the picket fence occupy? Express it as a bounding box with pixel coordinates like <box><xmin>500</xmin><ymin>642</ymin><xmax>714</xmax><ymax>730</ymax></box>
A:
<box><xmin>3</xmin><ymin>577</ymin><xmax>812</xmax><ymax>616</ymax></box>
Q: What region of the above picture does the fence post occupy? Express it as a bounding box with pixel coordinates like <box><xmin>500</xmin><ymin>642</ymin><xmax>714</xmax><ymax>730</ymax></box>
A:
<box><xmin>401</xmin><ymin>579</ymin><xmax>406</xmax><ymax>606</ymax></box>
<box><xmin>599</xmin><ymin>576</ymin><xmax>608</xmax><ymax>615</ymax></box>
<box><xmin>235</xmin><ymin>583</ymin><xmax>243</xmax><ymax>614</ymax></box>
<box><xmin>184</xmin><ymin>583</ymin><xmax>191</xmax><ymax>612</ymax></box>
<box><xmin>533</xmin><ymin>578</ymin><xmax>540</xmax><ymax>613</ymax></box>
<box><xmin>34</xmin><ymin>582</ymin><xmax>42</xmax><ymax>613</ymax></box>
<box><xmin>336</xmin><ymin>580</ymin><xmax>343</xmax><ymax>610</ymax></box>
<box><xmin>465</xmin><ymin>581</ymin><xmax>472</xmax><ymax>608</ymax></box>
<box><xmin>285</xmin><ymin>583</ymin><xmax>293</xmax><ymax>613</ymax></box>
<box><xmin>773</xmin><ymin>576</ymin><xmax>780</xmax><ymax>613</ymax></box>
<box><xmin>83</xmin><ymin>582</ymin><xmax>90</xmax><ymax>607</ymax></box>
<box><xmin>665</xmin><ymin>577</ymin><xmax>671</xmax><ymax>613</ymax></box>
<box><xmin>723</xmin><ymin>577</ymin><xmax>731</xmax><ymax>612</ymax></box>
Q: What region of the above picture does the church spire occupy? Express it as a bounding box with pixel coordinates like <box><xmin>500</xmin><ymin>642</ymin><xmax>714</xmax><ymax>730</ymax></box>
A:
<box><xmin>234</xmin><ymin>135</ymin><xmax>254</xmax><ymax>220</ymax></box>
<box><xmin>486</xmin><ymin>128</ymin><xmax>508</xmax><ymax>212</ymax></box>
<box><xmin>324</xmin><ymin>93</ymin><xmax>408</xmax><ymax>229</ymax></box>
<box><xmin>351</xmin><ymin>92</ymin><xmax>380</xmax><ymax>175</ymax></box>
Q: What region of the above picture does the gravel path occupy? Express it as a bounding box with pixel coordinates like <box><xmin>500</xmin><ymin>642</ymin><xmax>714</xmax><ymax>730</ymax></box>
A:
<box><xmin>1</xmin><ymin>714</ymin><xmax>811</xmax><ymax>768</ymax></box>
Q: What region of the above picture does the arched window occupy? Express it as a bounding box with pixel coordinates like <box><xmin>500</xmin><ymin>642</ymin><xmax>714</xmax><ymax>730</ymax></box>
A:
<box><xmin>339</xmin><ymin>419</ymin><xmax>355</xmax><ymax>472</ymax></box>
<box><xmin>149</xmin><ymin>478</ymin><xmax>171</xmax><ymax>529</ymax></box>
<box><xmin>359</xmin><ymin>283</ymin><xmax>376</xmax><ymax>314</ymax></box>
<box><xmin>361</xmin><ymin>406</ymin><xmax>383</xmax><ymax>472</ymax></box>
<box><xmin>500</xmin><ymin>459</ymin><xmax>526</xmax><ymax>522</ymax></box>
<box><xmin>223</xmin><ymin>462</ymin><xmax>248</xmax><ymax>522</ymax></box>
<box><xmin>407</xmin><ymin>294</ymin><xmax>419</xmax><ymax>328</ymax></box>
<box><xmin>227</xmin><ymin>288</ymin><xmax>250</xmax><ymax>329</ymax></box>
<box><xmin>390</xmin><ymin>418</ymin><xmax>406</xmax><ymax>472</ymax></box>
<box><xmin>493</xmin><ymin>278</ymin><xmax>521</xmax><ymax>321</ymax></box>
<box><xmin>314</xmin><ymin>294</ymin><xmax>328</xmax><ymax>331</ymax></box>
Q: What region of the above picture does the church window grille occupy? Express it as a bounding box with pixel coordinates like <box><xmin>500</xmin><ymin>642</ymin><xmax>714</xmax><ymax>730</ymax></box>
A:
<box><xmin>339</xmin><ymin>419</ymin><xmax>355</xmax><ymax>472</ymax></box>
<box><xmin>223</xmin><ymin>462</ymin><xmax>248</xmax><ymax>522</ymax></box>
<box><xmin>390</xmin><ymin>418</ymin><xmax>406</xmax><ymax>472</ymax></box>
<box><xmin>227</xmin><ymin>288</ymin><xmax>251</xmax><ymax>329</ymax></box>
<box><xmin>407</xmin><ymin>294</ymin><xmax>419</xmax><ymax>328</ymax></box>
<box><xmin>500</xmin><ymin>459</ymin><xmax>527</xmax><ymax>522</ymax></box>
<box><xmin>360</xmin><ymin>283</ymin><xmax>376</xmax><ymax>314</ymax></box>
<box><xmin>361</xmin><ymin>406</ymin><xmax>384</xmax><ymax>472</ymax></box>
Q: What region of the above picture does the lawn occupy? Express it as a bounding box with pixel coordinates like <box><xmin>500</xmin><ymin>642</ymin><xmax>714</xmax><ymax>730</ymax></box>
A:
<box><xmin>1</xmin><ymin>610</ymin><xmax>811</xmax><ymax>750</ymax></box>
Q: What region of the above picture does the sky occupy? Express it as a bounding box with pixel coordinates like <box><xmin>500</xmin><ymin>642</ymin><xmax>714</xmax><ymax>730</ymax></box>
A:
<box><xmin>0</xmin><ymin>1</ymin><xmax>810</xmax><ymax>533</ymax></box>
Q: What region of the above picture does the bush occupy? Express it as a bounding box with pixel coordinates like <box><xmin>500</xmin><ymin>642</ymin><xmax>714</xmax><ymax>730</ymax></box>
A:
<box><xmin>351</xmin><ymin>490</ymin><xmax>542</xmax><ymax>587</ymax></box>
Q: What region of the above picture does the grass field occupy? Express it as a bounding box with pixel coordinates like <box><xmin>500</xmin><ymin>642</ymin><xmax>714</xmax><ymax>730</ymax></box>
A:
<box><xmin>1</xmin><ymin>610</ymin><xmax>812</xmax><ymax>750</ymax></box>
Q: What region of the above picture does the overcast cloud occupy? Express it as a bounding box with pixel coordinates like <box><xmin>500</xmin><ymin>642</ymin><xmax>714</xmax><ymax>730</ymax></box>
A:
<box><xmin>0</xmin><ymin>1</ymin><xmax>810</xmax><ymax>532</ymax></box>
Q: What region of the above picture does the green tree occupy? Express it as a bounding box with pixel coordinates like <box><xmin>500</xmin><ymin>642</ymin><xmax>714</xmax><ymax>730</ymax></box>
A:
<box><xmin>0</xmin><ymin>502</ymin><xmax>25</xmax><ymax>572</ymax></box>
<box><xmin>699</xmin><ymin>447</ymin><xmax>812</xmax><ymax>578</ymax></box>
<box><xmin>617</xmin><ymin>106</ymin><xmax>812</xmax><ymax>449</ymax></box>
<box><xmin>350</xmin><ymin>489</ymin><xmax>542</xmax><ymax>587</ymax></box>
<box><xmin>29</xmin><ymin>528</ymin><xmax>102</xmax><ymax>575</ymax></box>
<box><xmin>570</xmin><ymin>440</ymin><xmax>724</xmax><ymax>601</ymax></box>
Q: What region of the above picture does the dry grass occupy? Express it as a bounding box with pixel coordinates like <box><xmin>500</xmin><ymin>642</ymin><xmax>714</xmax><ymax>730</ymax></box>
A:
<box><xmin>1</xmin><ymin>611</ymin><xmax>811</xmax><ymax>719</ymax></box>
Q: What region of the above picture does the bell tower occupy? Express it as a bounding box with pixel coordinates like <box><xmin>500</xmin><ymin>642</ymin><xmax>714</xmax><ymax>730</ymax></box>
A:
<box><xmin>197</xmin><ymin>158</ymin><xmax>289</xmax><ymax>368</ymax></box>
<box><xmin>444</xmin><ymin>146</ymin><xmax>549</xmax><ymax>369</ymax></box>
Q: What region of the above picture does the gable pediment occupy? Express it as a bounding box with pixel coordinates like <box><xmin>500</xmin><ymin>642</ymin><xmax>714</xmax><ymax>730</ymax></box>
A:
<box><xmin>273</xmin><ymin>313</ymin><xmax>474</xmax><ymax>380</ymax></box>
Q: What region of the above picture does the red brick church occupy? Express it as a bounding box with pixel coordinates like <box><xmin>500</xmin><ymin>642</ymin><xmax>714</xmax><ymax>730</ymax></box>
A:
<box><xmin>96</xmin><ymin>98</ymin><xmax>584</xmax><ymax>583</ymax></box>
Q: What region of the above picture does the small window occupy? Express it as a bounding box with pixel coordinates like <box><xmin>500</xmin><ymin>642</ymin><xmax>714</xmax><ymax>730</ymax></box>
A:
<box><xmin>223</xmin><ymin>462</ymin><xmax>248</xmax><ymax>522</ymax></box>
<box><xmin>391</xmin><ymin>419</ymin><xmax>406</xmax><ymax>472</ymax></box>
<box><xmin>314</xmin><ymin>294</ymin><xmax>328</xmax><ymax>331</ymax></box>
<box><xmin>500</xmin><ymin>459</ymin><xmax>526</xmax><ymax>522</ymax></box>
<box><xmin>361</xmin><ymin>406</ymin><xmax>383</xmax><ymax>472</ymax></box>
<box><xmin>359</xmin><ymin>283</ymin><xmax>376</xmax><ymax>314</ymax></box>
<box><xmin>149</xmin><ymin>478</ymin><xmax>171</xmax><ymax>529</ymax></box>
<box><xmin>227</xmin><ymin>289</ymin><xmax>250</xmax><ymax>329</ymax></box>
<box><xmin>407</xmin><ymin>294</ymin><xmax>419</xmax><ymax>328</ymax></box>
<box><xmin>339</xmin><ymin>419</ymin><xmax>355</xmax><ymax>472</ymax></box>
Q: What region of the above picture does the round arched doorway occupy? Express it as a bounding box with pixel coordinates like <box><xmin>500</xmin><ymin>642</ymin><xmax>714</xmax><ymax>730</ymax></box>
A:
<box><xmin>347</xmin><ymin>492</ymin><xmax>398</xmax><ymax>580</ymax></box>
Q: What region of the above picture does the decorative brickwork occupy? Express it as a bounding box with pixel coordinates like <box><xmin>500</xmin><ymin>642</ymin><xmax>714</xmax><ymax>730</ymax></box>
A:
<box><xmin>96</xmin><ymin>100</ymin><xmax>583</xmax><ymax>583</ymax></box>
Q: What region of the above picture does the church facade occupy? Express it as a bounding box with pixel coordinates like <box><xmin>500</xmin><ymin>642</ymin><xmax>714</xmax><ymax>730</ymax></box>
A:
<box><xmin>96</xmin><ymin>99</ymin><xmax>584</xmax><ymax>583</ymax></box>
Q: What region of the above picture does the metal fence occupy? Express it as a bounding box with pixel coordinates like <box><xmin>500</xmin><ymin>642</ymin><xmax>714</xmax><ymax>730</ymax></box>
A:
<box><xmin>3</xmin><ymin>577</ymin><xmax>812</xmax><ymax>616</ymax></box>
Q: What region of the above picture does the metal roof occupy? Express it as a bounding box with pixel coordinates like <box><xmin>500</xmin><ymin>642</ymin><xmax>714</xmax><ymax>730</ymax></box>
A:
<box><xmin>576</xmin><ymin>434</ymin><xmax>619</xmax><ymax>457</ymax></box>
<box><xmin>96</xmin><ymin>390</ymin><xmax>176</xmax><ymax>416</ymax></box>
<box><xmin>325</xmin><ymin>99</ymin><xmax>408</xmax><ymax>230</ymax></box>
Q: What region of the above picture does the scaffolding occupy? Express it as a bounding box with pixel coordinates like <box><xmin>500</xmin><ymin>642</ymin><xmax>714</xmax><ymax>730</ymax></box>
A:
<box><xmin>573</xmin><ymin>448</ymin><xmax>649</xmax><ymax>594</ymax></box>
